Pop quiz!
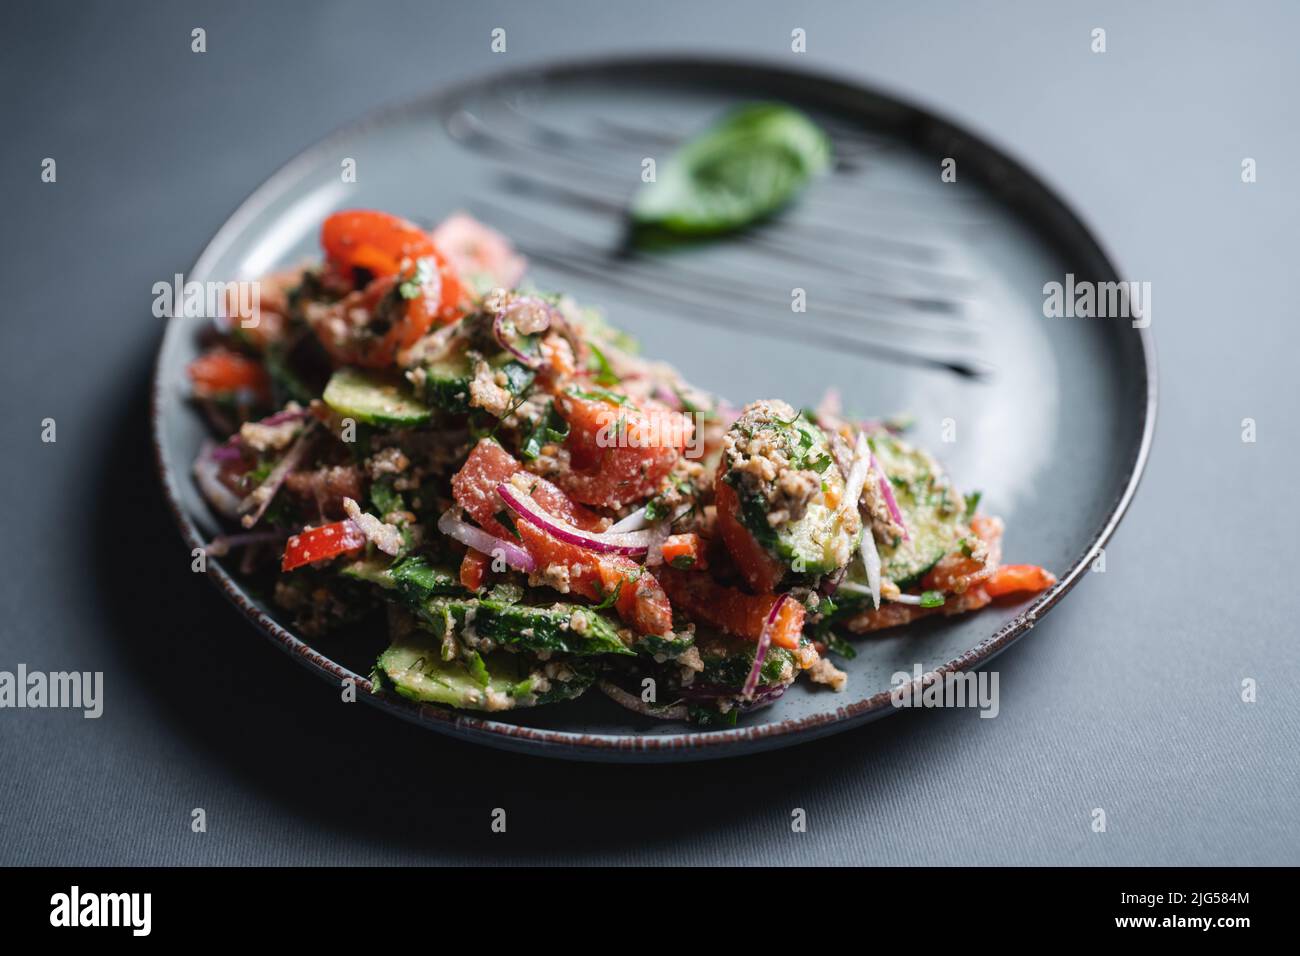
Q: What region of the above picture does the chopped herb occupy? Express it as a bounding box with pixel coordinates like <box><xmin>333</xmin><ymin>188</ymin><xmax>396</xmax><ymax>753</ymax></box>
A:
<box><xmin>521</xmin><ymin>400</ymin><xmax>569</xmax><ymax>460</ymax></box>
<box><xmin>493</xmin><ymin>510</ymin><xmax>521</xmax><ymax>540</ymax></box>
<box><xmin>808</xmin><ymin>453</ymin><xmax>833</xmax><ymax>474</ymax></box>
<box><xmin>959</xmin><ymin>538</ymin><xmax>975</xmax><ymax>558</ymax></box>
<box><xmin>592</xmin><ymin>577</ymin><xmax>626</xmax><ymax>610</ymax></box>
<box><xmin>824</xmin><ymin>633</ymin><xmax>857</xmax><ymax>659</ymax></box>
<box><xmin>919</xmin><ymin>590</ymin><xmax>946</xmax><ymax>609</ymax></box>
<box><xmin>586</xmin><ymin>342</ymin><xmax>620</xmax><ymax>386</ymax></box>
<box><xmin>963</xmin><ymin>490</ymin><xmax>982</xmax><ymax>521</ymax></box>
<box><xmin>463</xmin><ymin>650</ymin><xmax>491</xmax><ymax>687</ymax></box>
<box><xmin>669</xmin><ymin>555</ymin><xmax>696</xmax><ymax>570</ymax></box>
<box><xmin>370</xmin><ymin>480</ymin><xmax>404</xmax><ymax>517</ymax></box>
<box><xmin>632</xmin><ymin>102</ymin><xmax>831</xmax><ymax>236</ymax></box>
<box><xmin>569</xmin><ymin>385</ymin><xmax>628</xmax><ymax>406</ymax></box>
<box><xmin>672</xmin><ymin>387</ymin><xmax>701</xmax><ymax>416</ymax></box>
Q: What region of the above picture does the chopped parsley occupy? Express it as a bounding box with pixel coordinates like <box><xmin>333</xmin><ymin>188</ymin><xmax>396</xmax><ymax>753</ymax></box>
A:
<box><xmin>521</xmin><ymin>401</ymin><xmax>569</xmax><ymax>460</ymax></box>
<box><xmin>586</xmin><ymin>342</ymin><xmax>620</xmax><ymax>386</ymax></box>
<box><xmin>569</xmin><ymin>385</ymin><xmax>629</xmax><ymax>406</ymax></box>
<box><xmin>493</xmin><ymin>510</ymin><xmax>521</xmax><ymax>540</ymax></box>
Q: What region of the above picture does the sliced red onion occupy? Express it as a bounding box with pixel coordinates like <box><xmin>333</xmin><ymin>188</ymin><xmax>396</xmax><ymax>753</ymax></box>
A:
<box><xmin>870</xmin><ymin>449</ymin><xmax>910</xmax><ymax>541</ymax></box>
<box><xmin>644</xmin><ymin>516</ymin><xmax>674</xmax><ymax>567</ymax></box>
<box><xmin>608</xmin><ymin>505</ymin><xmax>650</xmax><ymax>533</ymax></box>
<box><xmin>205</xmin><ymin>530</ymin><xmax>285</xmax><ymax>558</ymax></box>
<box><xmin>859</xmin><ymin>527</ymin><xmax>882</xmax><ymax>610</ymax></box>
<box><xmin>742</xmin><ymin>594</ymin><xmax>790</xmax><ymax>700</ymax></box>
<box><xmin>842</xmin><ymin>432</ymin><xmax>871</xmax><ymax>516</ymax></box>
<box><xmin>238</xmin><ymin>425</ymin><xmax>315</xmax><ymax>529</ymax></box>
<box><xmin>683</xmin><ymin>682</ymin><xmax>789</xmax><ymax>710</ymax></box>
<box><xmin>492</xmin><ymin>297</ymin><xmax>555</xmax><ymax>368</ymax></box>
<box><xmin>652</xmin><ymin>386</ymin><xmax>681</xmax><ymax>409</ymax></box>
<box><xmin>820</xmin><ymin>564</ymin><xmax>847</xmax><ymax>596</ymax></box>
<box><xmin>496</xmin><ymin>482</ymin><xmax>656</xmax><ymax>556</ymax></box>
<box><xmin>193</xmin><ymin>446</ymin><xmax>243</xmax><ymax>519</ymax></box>
<box><xmin>258</xmin><ymin>406</ymin><xmax>309</xmax><ymax>427</ymax></box>
<box><xmin>437</xmin><ymin>508</ymin><xmax>535</xmax><ymax>573</ymax></box>
<box><xmin>208</xmin><ymin>441</ymin><xmax>245</xmax><ymax>463</ymax></box>
<box><xmin>598</xmin><ymin>680</ymin><xmax>688</xmax><ymax>721</ymax></box>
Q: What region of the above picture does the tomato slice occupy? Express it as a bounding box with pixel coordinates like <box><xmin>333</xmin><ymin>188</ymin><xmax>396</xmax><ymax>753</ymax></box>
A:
<box><xmin>320</xmin><ymin>209</ymin><xmax>467</xmax><ymax>313</ymax></box>
<box><xmin>450</xmin><ymin>438</ymin><xmax>673</xmax><ymax>636</ymax></box>
<box><xmin>984</xmin><ymin>564</ymin><xmax>1056</xmax><ymax>598</ymax></box>
<box><xmin>322</xmin><ymin>210</ymin><xmax>437</xmax><ymax>278</ymax></box>
<box><xmin>555</xmin><ymin>390</ymin><xmax>690</xmax><ymax>509</ymax></box>
<box><xmin>659</xmin><ymin>568</ymin><xmax>804</xmax><ymax>650</ymax></box>
<box><xmin>714</xmin><ymin>479</ymin><xmax>784</xmax><ymax>593</ymax></box>
<box><xmin>187</xmin><ymin>348</ymin><xmax>270</xmax><ymax>400</ymax></box>
<box><xmin>281</xmin><ymin>521</ymin><xmax>366</xmax><ymax>572</ymax></box>
<box><xmin>459</xmin><ymin>549</ymin><xmax>489</xmax><ymax>591</ymax></box>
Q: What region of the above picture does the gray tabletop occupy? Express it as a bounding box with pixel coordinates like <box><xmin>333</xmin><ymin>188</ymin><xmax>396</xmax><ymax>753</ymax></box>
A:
<box><xmin>2</xmin><ymin>0</ymin><xmax>1296</xmax><ymax>866</ymax></box>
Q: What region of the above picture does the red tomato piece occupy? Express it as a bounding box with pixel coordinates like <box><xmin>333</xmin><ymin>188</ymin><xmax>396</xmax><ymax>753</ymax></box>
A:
<box><xmin>555</xmin><ymin>390</ymin><xmax>691</xmax><ymax>509</ymax></box>
<box><xmin>281</xmin><ymin>521</ymin><xmax>366</xmax><ymax>572</ymax></box>
<box><xmin>713</xmin><ymin>478</ymin><xmax>785</xmax><ymax>593</ymax></box>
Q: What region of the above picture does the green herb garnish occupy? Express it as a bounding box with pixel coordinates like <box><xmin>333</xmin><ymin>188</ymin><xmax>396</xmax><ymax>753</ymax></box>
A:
<box><xmin>586</xmin><ymin>342</ymin><xmax>620</xmax><ymax>386</ymax></box>
<box><xmin>521</xmin><ymin>401</ymin><xmax>570</xmax><ymax>460</ymax></box>
<box><xmin>919</xmin><ymin>590</ymin><xmax>946</xmax><ymax>609</ymax></box>
<box><xmin>569</xmin><ymin>385</ymin><xmax>628</xmax><ymax>406</ymax></box>
<box><xmin>493</xmin><ymin>510</ymin><xmax>521</xmax><ymax>540</ymax></box>
<box><xmin>632</xmin><ymin>102</ymin><xmax>831</xmax><ymax>236</ymax></box>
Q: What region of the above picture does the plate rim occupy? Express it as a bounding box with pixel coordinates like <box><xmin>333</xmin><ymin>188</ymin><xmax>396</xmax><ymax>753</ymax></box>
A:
<box><xmin>151</xmin><ymin>53</ymin><xmax>1158</xmax><ymax>762</ymax></box>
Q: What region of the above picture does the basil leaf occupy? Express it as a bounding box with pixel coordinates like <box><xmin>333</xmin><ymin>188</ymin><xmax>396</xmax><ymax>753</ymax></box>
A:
<box><xmin>632</xmin><ymin>102</ymin><xmax>831</xmax><ymax>235</ymax></box>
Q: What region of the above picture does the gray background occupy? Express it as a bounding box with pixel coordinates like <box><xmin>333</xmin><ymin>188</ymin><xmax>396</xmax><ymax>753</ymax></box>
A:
<box><xmin>1</xmin><ymin>0</ymin><xmax>1296</xmax><ymax>865</ymax></box>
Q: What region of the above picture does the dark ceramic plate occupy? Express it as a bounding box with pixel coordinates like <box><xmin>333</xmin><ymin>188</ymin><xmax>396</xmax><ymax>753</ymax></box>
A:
<box><xmin>153</xmin><ymin>57</ymin><xmax>1155</xmax><ymax>762</ymax></box>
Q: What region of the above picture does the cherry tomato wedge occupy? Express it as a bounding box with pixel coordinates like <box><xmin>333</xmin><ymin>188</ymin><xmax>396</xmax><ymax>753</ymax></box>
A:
<box><xmin>322</xmin><ymin>210</ymin><xmax>438</xmax><ymax>278</ymax></box>
<box><xmin>281</xmin><ymin>520</ymin><xmax>367</xmax><ymax>572</ymax></box>
<box><xmin>659</xmin><ymin>568</ymin><xmax>805</xmax><ymax>650</ymax></box>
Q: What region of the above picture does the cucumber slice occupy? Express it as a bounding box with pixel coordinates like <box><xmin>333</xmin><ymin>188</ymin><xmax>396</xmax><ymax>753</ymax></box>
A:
<box><xmin>377</xmin><ymin>639</ymin><xmax>591</xmax><ymax>711</ymax></box>
<box><xmin>870</xmin><ymin>433</ymin><xmax>967</xmax><ymax>587</ymax></box>
<box><xmin>696</xmin><ymin>631</ymin><xmax>797</xmax><ymax>690</ymax></box>
<box><xmin>415</xmin><ymin>348</ymin><xmax>535</xmax><ymax>414</ymax></box>
<box><xmin>339</xmin><ymin>556</ymin><xmax>398</xmax><ymax>589</ymax></box>
<box><xmin>418</xmin><ymin>351</ymin><xmax>475</xmax><ymax>413</ymax></box>
<box><xmin>726</xmin><ymin>406</ymin><xmax>855</xmax><ymax>581</ymax></box>
<box><xmin>409</xmin><ymin>584</ymin><xmax>635</xmax><ymax>658</ymax></box>
<box><xmin>388</xmin><ymin>556</ymin><xmax>463</xmax><ymax>603</ymax></box>
<box><xmin>635</xmin><ymin>631</ymin><xmax>695</xmax><ymax>661</ymax></box>
<box><xmin>322</xmin><ymin>367</ymin><xmax>431</xmax><ymax>427</ymax></box>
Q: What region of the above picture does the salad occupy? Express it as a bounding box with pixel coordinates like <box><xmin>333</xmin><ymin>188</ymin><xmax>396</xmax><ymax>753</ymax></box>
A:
<box><xmin>187</xmin><ymin>209</ymin><xmax>1055</xmax><ymax>725</ymax></box>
